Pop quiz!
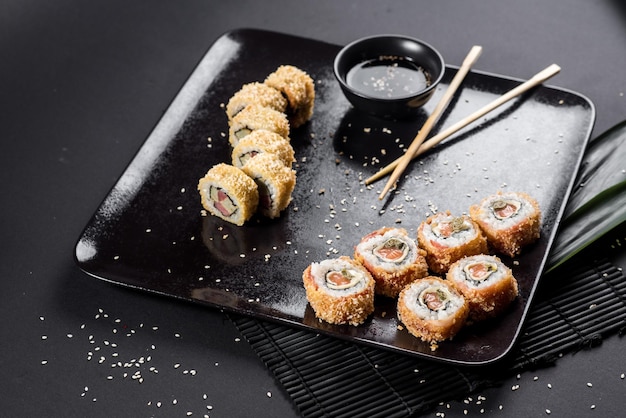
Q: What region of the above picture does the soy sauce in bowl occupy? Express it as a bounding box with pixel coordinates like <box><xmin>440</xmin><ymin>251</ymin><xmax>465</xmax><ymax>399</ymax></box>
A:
<box><xmin>334</xmin><ymin>34</ymin><xmax>445</xmax><ymax>119</ymax></box>
<box><xmin>346</xmin><ymin>56</ymin><xmax>432</xmax><ymax>100</ymax></box>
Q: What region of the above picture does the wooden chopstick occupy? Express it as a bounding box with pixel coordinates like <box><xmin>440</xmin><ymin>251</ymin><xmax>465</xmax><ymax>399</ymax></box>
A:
<box><xmin>377</xmin><ymin>45</ymin><xmax>483</xmax><ymax>200</ymax></box>
<box><xmin>369</xmin><ymin>63</ymin><xmax>562</xmax><ymax>194</ymax></box>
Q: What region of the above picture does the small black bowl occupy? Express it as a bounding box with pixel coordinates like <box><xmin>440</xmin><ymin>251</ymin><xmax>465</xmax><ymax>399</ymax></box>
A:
<box><xmin>333</xmin><ymin>34</ymin><xmax>445</xmax><ymax>119</ymax></box>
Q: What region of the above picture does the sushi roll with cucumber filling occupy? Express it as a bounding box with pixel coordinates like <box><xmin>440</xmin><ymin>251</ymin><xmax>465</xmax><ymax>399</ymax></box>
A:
<box><xmin>227</xmin><ymin>104</ymin><xmax>290</xmax><ymax>148</ymax></box>
<box><xmin>397</xmin><ymin>276</ymin><xmax>469</xmax><ymax>347</ymax></box>
<box><xmin>197</xmin><ymin>164</ymin><xmax>259</xmax><ymax>226</ymax></box>
<box><xmin>264</xmin><ymin>65</ymin><xmax>315</xmax><ymax>128</ymax></box>
<box><xmin>225</xmin><ymin>82</ymin><xmax>287</xmax><ymax>120</ymax></box>
<box><xmin>469</xmin><ymin>191</ymin><xmax>541</xmax><ymax>257</ymax></box>
<box><xmin>417</xmin><ymin>211</ymin><xmax>488</xmax><ymax>274</ymax></box>
<box><xmin>231</xmin><ymin>129</ymin><xmax>295</xmax><ymax>168</ymax></box>
<box><xmin>354</xmin><ymin>227</ymin><xmax>429</xmax><ymax>297</ymax></box>
<box><xmin>447</xmin><ymin>254</ymin><xmax>519</xmax><ymax>322</ymax></box>
<box><xmin>241</xmin><ymin>153</ymin><xmax>296</xmax><ymax>219</ymax></box>
<box><xmin>302</xmin><ymin>256</ymin><xmax>375</xmax><ymax>326</ymax></box>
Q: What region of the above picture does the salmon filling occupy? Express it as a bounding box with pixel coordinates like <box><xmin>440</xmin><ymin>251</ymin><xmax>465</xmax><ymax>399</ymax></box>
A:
<box><xmin>325</xmin><ymin>268</ymin><xmax>363</xmax><ymax>290</ymax></box>
<box><xmin>373</xmin><ymin>238</ymin><xmax>409</xmax><ymax>263</ymax></box>
<box><xmin>463</xmin><ymin>261</ymin><xmax>498</xmax><ymax>284</ymax></box>
<box><xmin>491</xmin><ymin>199</ymin><xmax>521</xmax><ymax>220</ymax></box>
<box><xmin>209</xmin><ymin>186</ymin><xmax>237</xmax><ymax>217</ymax></box>
<box><xmin>419</xmin><ymin>286</ymin><xmax>452</xmax><ymax>311</ymax></box>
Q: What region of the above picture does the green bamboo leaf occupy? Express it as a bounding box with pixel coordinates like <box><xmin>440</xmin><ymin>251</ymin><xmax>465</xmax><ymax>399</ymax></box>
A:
<box><xmin>563</xmin><ymin>119</ymin><xmax>626</xmax><ymax>219</ymax></box>
<box><xmin>546</xmin><ymin>119</ymin><xmax>626</xmax><ymax>273</ymax></box>
<box><xmin>546</xmin><ymin>183</ymin><xmax>626</xmax><ymax>273</ymax></box>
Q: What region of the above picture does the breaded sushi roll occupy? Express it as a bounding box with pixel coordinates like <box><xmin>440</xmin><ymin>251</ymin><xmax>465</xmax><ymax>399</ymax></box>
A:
<box><xmin>446</xmin><ymin>254</ymin><xmax>519</xmax><ymax>322</ymax></box>
<box><xmin>264</xmin><ymin>65</ymin><xmax>315</xmax><ymax>128</ymax></box>
<box><xmin>302</xmin><ymin>256</ymin><xmax>375</xmax><ymax>326</ymax></box>
<box><xmin>469</xmin><ymin>191</ymin><xmax>541</xmax><ymax>257</ymax></box>
<box><xmin>354</xmin><ymin>227</ymin><xmax>429</xmax><ymax>298</ymax></box>
<box><xmin>397</xmin><ymin>276</ymin><xmax>469</xmax><ymax>345</ymax></box>
<box><xmin>228</xmin><ymin>104</ymin><xmax>290</xmax><ymax>147</ymax></box>
<box><xmin>241</xmin><ymin>153</ymin><xmax>296</xmax><ymax>219</ymax></box>
<box><xmin>417</xmin><ymin>211</ymin><xmax>488</xmax><ymax>274</ymax></box>
<box><xmin>225</xmin><ymin>82</ymin><xmax>288</xmax><ymax>120</ymax></box>
<box><xmin>197</xmin><ymin>164</ymin><xmax>259</xmax><ymax>226</ymax></box>
<box><xmin>231</xmin><ymin>129</ymin><xmax>295</xmax><ymax>168</ymax></box>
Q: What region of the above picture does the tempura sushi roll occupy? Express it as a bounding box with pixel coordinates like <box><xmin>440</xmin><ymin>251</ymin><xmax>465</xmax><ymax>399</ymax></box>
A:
<box><xmin>397</xmin><ymin>276</ymin><xmax>469</xmax><ymax>346</ymax></box>
<box><xmin>228</xmin><ymin>104</ymin><xmax>290</xmax><ymax>147</ymax></box>
<box><xmin>417</xmin><ymin>211</ymin><xmax>488</xmax><ymax>274</ymax></box>
<box><xmin>354</xmin><ymin>227</ymin><xmax>429</xmax><ymax>298</ymax></box>
<box><xmin>241</xmin><ymin>153</ymin><xmax>296</xmax><ymax>219</ymax></box>
<box><xmin>446</xmin><ymin>254</ymin><xmax>519</xmax><ymax>322</ymax></box>
<box><xmin>197</xmin><ymin>164</ymin><xmax>258</xmax><ymax>226</ymax></box>
<box><xmin>225</xmin><ymin>82</ymin><xmax>288</xmax><ymax>120</ymax></box>
<box><xmin>264</xmin><ymin>65</ymin><xmax>315</xmax><ymax>128</ymax></box>
<box><xmin>231</xmin><ymin>129</ymin><xmax>295</xmax><ymax>168</ymax></box>
<box><xmin>302</xmin><ymin>256</ymin><xmax>375</xmax><ymax>326</ymax></box>
<box><xmin>469</xmin><ymin>191</ymin><xmax>541</xmax><ymax>257</ymax></box>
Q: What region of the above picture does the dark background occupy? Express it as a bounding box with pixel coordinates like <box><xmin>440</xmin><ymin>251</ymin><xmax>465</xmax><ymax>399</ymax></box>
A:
<box><xmin>2</xmin><ymin>1</ymin><xmax>626</xmax><ymax>416</ymax></box>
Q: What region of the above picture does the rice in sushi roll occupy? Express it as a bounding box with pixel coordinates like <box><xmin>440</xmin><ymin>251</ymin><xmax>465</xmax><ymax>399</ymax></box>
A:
<box><xmin>241</xmin><ymin>152</ymin><xmax>296</xmax><ymax>219</ymax></box>
<box><xmin>231</xmin><ymin>129</ymin><xmax>295</xmax><ymax>168</ymax></box>
<box><xmin>354</xmin><ymin>227</ymin><xmax>429</xmax><ymax>298</ymax></box>
<box><xmin>469</xmin><ymin>191</ymin><xmax>541</xmax><ymax>257</ymax></box>
<box><xmin>225</xmin><ymin>82</ymin><xmax>288</xmax><ymax>120</ymax></box>
<box><xmin>228</xmin><ymin>104</ymin><xmax>290</xmax><ymax>147</ymax></box>
<box><xmin>446</xmin><ymin>254</ymin><xmax>519</xmax><ymax>322</ymax></box>
<box><xmin>302</xmin><ymin>256</ymin><xmax>375</xmax><ymax>326</ymax></box>
<box><xmin>264</xmin><ymin>65</ymin><xmax>315</xmax><ymax>128</ymax></box>
<box><xmin>397</xmin><ymin>276</ymin><xmax>469</xmax><ymax>345</ymax></box>
<box><xmin>417</xmin><ymin>211</ymin><xmax>488</xmax><ymax>274</ymax></box>
<box><xmin>197</xmin><ymin>164</ymin><xmax>259</xmax><ymax>226</ymax></box>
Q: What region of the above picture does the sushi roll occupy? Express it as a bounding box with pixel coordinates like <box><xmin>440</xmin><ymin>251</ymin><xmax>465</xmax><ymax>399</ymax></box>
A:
<box><xmin>397</xmin><ymin>276</ymin><xmax>469</xmax><ymax>346</ymax></box>
<box><xmin>231</xmin><ymin>129</ymin><xmax>295</xmax><ymax>168</ymax></box>
<box><xmin>302</xmin><ymin>256</ymin><xmax>375</xmax><ymax>326</ymax></box>
<box><xmin>225</xmin><ymin>82</ymin><xmax>288</xmax><ymax>120</ymax></box>
<box><xmin>228</xmin><ymin>104</ymin><xmax>290</xmax><ymax>148</ymax></box>
<box><xmin>469</xmin><ymin>191</ymin><xmax>541</xmax><ymax>257</ymax></box>
<box><xmin>197</xmin><ymin>163</ymin><xmax>259</xmax><ymax>226</ymax></box>
<box><xmin>446</xmin><ymin>254</ymin><xmax>519</xmax><ymax>322</ymax></box>
<box><xmin>264</xmin><ymin>65</ymin><xmax>315</xmax><ymax>128</ymax></box>
<box><xmin>417</xmin><ymin>211</ymin><xmax>488</xmax><ymax>274</ymax></box>
<box><xmin>241</xmin><ymin>152</ymin><xmax>296</xmax><ymax>219</ymax></box>
<box><xmin>354</xmin><ymin>227</ymin><xmax>429</xmax><ymax>298</ymax></box>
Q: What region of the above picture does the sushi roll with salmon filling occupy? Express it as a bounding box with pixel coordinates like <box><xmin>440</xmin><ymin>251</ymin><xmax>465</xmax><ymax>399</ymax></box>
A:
<box><xmin>417</xmin><ymin>211</ymin><xmax>488</xmax><ymax>274</ymax></box>
<box><xmin>197</xmin><ymin>164</ymin><xmax>259</xmax><ymax>226</ymax></box>
<box><xmin>228</xmin><ymin>104</ymin><xmax>290</xmax><ymax>148</ymax></box>
<box><xmin>446</xmin><ymin>254</ymin><xmax>519</xmax><ymax>322</ymax></box>
<box><xmin>231</xmin><ymin>129</ymin><xmax>295</xmax><ymax>169</ymax></box>
<box><xmin>354</xmin><ymin>227</ymin><xmax>429</xmax><ymax>298</ymax></box>
<box><xmin>241</xmin><ymin>153</ymin><xmax>296</xmax><ymax>219</ymax></box>
<box><xmin>302</xmin><ymin>256</ymin><xmax>375</xmax><ymax>326</ymax></box>
<box><xmin>264</xmin><ymin>65</ymin><xmax>315</xmax><ymax>128</ymax></box>
<box><xmin>397</xmin><ymin>276</ymin><xmax>469</xmax><ymax>346</ymax></box>
<box><xmin>225</xmin><ymin>82</ymin><xmax>288</xmax><ymax>120</ymax></box>
<box><xmin>469</xmin><ymin>191</ymin><xmax>541</xmax><ymax>257</ymax></box>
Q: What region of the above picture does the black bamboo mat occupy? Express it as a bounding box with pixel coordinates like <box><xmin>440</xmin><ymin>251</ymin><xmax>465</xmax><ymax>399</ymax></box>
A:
<box><xmin>233</xmin><ymin>226</ymin><xmax>626</xmax><ymax>417</ymax></box>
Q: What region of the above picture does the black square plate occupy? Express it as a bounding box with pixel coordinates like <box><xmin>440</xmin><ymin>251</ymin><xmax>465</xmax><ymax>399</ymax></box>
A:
<box><xmin>75</xmin><ymin>29</ymin><xmax>595</xmax><ymax>365</ymax></box>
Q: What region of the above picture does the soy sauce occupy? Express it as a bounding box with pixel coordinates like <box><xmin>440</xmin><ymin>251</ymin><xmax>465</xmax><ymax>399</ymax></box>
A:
<box><xmin>346</xmin><ymin>56</ymin><xmax>431</xmax><ymax>99</ymax></box>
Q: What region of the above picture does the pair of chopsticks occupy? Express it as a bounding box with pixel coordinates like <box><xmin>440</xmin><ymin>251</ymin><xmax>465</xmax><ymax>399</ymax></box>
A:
<box><xmin>371</xmin><ymin>46</ymin><xmax>561</xmax><ymax>200</ymax></box>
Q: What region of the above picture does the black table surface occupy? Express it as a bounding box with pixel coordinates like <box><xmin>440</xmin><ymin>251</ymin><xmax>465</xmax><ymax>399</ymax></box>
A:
<box><xmin>2</xmin><ymin>1</ymin><xmax>626</xmax><ymax>416</ymax></box>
